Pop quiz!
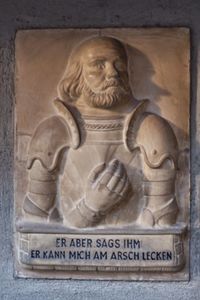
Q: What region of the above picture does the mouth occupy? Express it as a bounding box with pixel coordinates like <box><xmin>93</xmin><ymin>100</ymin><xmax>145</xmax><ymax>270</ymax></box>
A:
<box><xmin>104</xmin><ymin>85</ymin><xmax>119</xmax><ymax>91</ymax></box>
<box><xmin>102</xmin><ymin>80</ymin><xmax>121</xmax><ymax>90</ymax></box>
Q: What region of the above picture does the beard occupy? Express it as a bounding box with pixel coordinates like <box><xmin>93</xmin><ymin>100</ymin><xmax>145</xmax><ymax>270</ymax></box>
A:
<box><xmin>82</xmin><ymin>78</ymin><xmax>132</xmax><ymax>108</ymax></box>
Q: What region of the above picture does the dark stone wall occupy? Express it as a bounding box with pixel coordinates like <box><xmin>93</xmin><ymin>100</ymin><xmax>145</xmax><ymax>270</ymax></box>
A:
<box><xmin>0</xmin><ymin>1</ymin><xmax>200</xmax><ymax>299</ymax></box>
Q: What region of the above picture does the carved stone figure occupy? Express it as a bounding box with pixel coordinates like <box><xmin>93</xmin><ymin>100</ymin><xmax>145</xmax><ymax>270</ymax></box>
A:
<box><xmin>23</xmin><ymin>36</ymin><xmax>179</xmax><ymax>228</ymax></box>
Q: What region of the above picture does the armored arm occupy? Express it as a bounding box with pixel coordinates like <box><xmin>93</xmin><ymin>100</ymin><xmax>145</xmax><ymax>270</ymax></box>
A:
<box><xmin>23</xmin><ymin>115</ymin><xmax>74</xmax><ymax>219</ymax></box>
<box><xmin>136</xmin><ymin>113</ymin><xmax>179</xmax><ymax>226</ymax></box>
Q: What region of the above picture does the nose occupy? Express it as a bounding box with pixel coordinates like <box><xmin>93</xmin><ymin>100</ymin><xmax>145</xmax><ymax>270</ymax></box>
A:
<box><xmin>105</xmin><ymin>62</ymin><xmax>119</xmax><ymax>80</ymax></box>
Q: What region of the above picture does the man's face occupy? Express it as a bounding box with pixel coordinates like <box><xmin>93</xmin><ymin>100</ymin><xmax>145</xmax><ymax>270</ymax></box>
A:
<box><xmin>81</xmin><ymin>42</ymin><xmax>131</xmax><ymax>108</ymax></box>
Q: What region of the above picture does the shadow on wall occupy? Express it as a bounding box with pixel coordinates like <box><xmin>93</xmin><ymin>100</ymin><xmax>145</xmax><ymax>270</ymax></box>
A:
<box><xmin>126</xmin><ymin>44</ymin><xmax>188</xmax><ymax>143</ymax></box>
<box><xmin>127</xmin><ymin>44</ymin><xmax>171</xmax><ymax>104</ymax></box>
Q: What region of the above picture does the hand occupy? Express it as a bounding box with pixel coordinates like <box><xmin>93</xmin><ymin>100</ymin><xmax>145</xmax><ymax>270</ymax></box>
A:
<box><xmin>85</xmin><ymin>159</ymin><xmax>131</xmax><ymax>214</ymax></box>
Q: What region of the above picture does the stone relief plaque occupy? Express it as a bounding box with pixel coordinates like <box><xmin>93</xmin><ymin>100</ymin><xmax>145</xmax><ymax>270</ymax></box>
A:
<box><xmin>15</xmin><ymin>28</ymin><xmax>190</xmax><ymax>280</ymax></box>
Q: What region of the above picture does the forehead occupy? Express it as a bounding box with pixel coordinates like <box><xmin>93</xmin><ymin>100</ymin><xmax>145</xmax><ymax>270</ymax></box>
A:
<box><xmin>81</xmin><ymin>42</ymin><xmax>127</xmax><ymax>62</ymax></box>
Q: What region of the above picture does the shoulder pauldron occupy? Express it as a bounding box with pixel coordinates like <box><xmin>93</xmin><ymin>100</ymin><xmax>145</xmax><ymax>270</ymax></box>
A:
<box><xmin>124</xmin><ymin>101</ymin><xmax>178</xmax><ymax>168</ymax></box>
<box><xmin>27</xmin><ymin>99</ymin><xmax>80</xmax><ymax>171</ymax></box>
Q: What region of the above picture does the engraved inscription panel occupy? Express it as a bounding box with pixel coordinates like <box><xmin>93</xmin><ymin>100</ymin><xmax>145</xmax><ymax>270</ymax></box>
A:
<box><xmin>19</xmin><ymin>233</ymin><xmax>184</xmax><ymax>271</ymax></box>
<box><xmin>15</xmin><ymin>28</ymin><xmax>190</xmax><ymax>280</ymax></box>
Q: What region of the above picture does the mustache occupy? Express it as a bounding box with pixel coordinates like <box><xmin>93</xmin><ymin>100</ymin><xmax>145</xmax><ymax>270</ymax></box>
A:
<box><xmin>102</xmin><ymin>79</ymin><xmax>121</xmax><ymax>90</ymax></box>
<box><xmin>100</xmin><ymin>78</ymin><xmax>130</xmax><ymax>94</ymax></box>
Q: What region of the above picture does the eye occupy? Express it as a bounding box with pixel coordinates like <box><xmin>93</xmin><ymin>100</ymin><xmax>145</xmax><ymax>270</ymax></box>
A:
<box><xmin>90</xmin><ymin>60</ymin><xmax>105</xmax><ymax>70</ymax></box>
<box><xmin>114</xmin><ymin>60</ymin><xmax>126</xmax><ymax>71</ymax></box>
<box><xmin>95</xmin><ymin>60</ymin><xmax>105</xmax><ymax>69</ymax></box>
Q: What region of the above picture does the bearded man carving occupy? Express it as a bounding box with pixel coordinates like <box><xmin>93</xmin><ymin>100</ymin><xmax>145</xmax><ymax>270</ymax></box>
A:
<box><xmin>23</xmin><ymin>36</ymin><xmax>179</xmax><ymax>228</ymax></box>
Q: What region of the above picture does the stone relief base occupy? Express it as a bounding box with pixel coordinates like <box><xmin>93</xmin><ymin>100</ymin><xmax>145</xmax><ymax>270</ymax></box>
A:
<box><xmin>16</xmin><ymin>222</ymin><xmax>187</xmax><ymax>280</ymax></box>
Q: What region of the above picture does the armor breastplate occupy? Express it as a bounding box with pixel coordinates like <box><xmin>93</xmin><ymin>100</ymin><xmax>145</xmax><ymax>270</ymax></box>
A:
<box><xmin>59</xmin><ymin>103</ymin><xmax>147</xmax><ymax>225</ymax></box>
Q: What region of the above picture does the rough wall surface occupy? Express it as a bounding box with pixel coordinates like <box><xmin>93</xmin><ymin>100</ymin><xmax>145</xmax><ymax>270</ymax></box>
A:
<box><xmin>0</xmin><ymin>0</ymin><xmax>199</xmax><ymax>299</ymax></box>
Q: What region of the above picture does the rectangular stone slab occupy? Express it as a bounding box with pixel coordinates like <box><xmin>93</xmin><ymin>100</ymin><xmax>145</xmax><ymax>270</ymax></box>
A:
<box><xmin>15</xmin><ymin>27</ymin><xmax>190</xmax><ymax>280</ymax></box>
<box><xmin>19</xmin><ymin>233</ymin><xmax>184</xmax><ymax>272</ymax></box>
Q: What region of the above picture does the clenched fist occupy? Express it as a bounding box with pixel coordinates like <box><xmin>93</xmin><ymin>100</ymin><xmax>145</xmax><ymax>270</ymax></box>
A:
<box><xmin>85</xmin><ymin>159</ymin><xmax>131</xmax><ymax>214</ymax></box>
